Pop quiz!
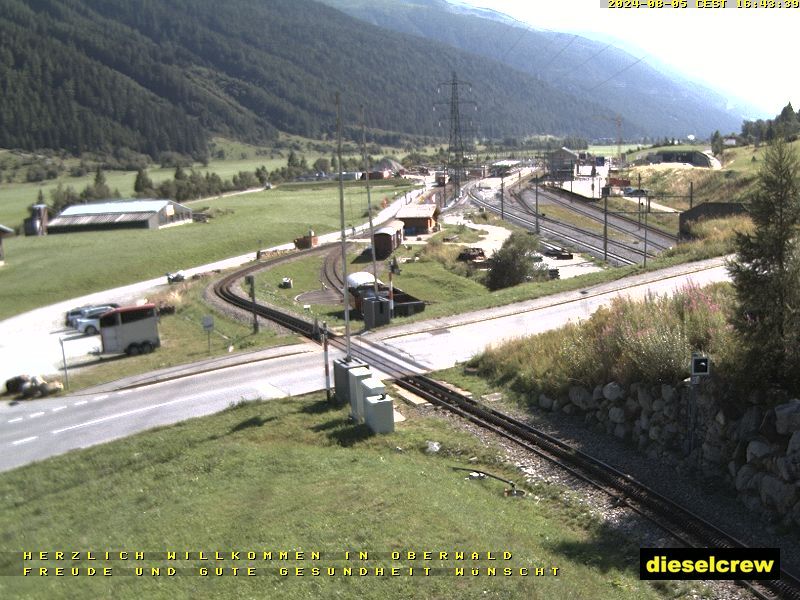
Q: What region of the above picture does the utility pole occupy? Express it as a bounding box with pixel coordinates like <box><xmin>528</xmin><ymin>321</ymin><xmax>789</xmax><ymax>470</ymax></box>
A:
<box><xmin>500</xmin><ymin>175</ymin><xmax>505</xmax><ymax>221</ymax></box>
<box><xmin>336</xmin><ymin>93</ymin><xmax>352</xmax><ymax>361</ymax></box>
<box><xmin>603</xmin><ymin>192</ymin><xmax>608</xmax><ymax>261</ymax></box>
<box><xmin>535</xmin><ymin>180</ymin><xmax>540</xmax><ymax>234</ymax></box>
<box><xmin>322</xmin><ymin>321</ymin><xmax>331</xmax><ymax>403</ymax></box>
<box><xmin>361</xmin><ymin>106</ymin><xmax>379</xmax><ymax>299</ymax></box>
<box><xmin>435</xmin><ymin>72</ymin><xmax>476</xmax><ymax>203</ymax></box>
<box><xmin>637</xmin><ymin>173</ymin><xmax>643</xmax><ymax>226</ymax></box>
<box><xmin>245</xmin><ymin>275</ymin><xmax>258</xmax><ymax>333</ymax></box>
<box><xmin>643</xmin><ymin>208</ymin><xmax>648</xmax><ymax>267</ymax></box>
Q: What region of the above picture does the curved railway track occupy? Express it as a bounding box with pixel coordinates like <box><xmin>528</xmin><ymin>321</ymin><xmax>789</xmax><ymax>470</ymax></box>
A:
<box><xmin>212</xmin><ymin>247</ymin><xmax>799</xmax><ymax>600</ymax></box>
<box><xmin>321</xmin><ymin>243</ymin><xmax>347</xmax><ymax>298</ymax></box>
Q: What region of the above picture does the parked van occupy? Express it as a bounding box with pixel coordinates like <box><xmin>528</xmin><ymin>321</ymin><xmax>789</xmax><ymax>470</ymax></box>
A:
<box><xmin>99</xmin><ymin>304</ymin><xmax>160</xmax><ymax>356</ymax></box>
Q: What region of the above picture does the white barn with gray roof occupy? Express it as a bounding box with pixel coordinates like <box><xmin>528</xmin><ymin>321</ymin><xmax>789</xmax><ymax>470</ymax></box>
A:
<box><xmin>48</xmin><ymin>199</ymin><xmax>192</xmax><ymax>234</ymax></box>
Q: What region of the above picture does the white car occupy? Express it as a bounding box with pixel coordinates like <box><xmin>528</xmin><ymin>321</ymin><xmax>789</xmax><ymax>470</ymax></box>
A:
<box><xmin>74</xmin><ymin>306</ymin><xmax>115</xmax><ymax>335</ymax></box>
<box><xmin>66</xmin><ymin>303</ymin><xmax>118</xmax><ymax>327</ymax></box>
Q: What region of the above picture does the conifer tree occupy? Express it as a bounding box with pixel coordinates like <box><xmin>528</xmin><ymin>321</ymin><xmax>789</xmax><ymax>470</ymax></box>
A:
<box><xmin>728</xmin><ymin>139</ymin><xmax>800</xmax><ymax>394</ymax></box>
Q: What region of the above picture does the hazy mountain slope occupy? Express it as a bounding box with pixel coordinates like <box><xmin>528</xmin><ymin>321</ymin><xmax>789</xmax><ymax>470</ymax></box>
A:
<box><xmin>321</xmin><ymin>0</ymin><xmax>754</xmax><ymax>138</ymax></box>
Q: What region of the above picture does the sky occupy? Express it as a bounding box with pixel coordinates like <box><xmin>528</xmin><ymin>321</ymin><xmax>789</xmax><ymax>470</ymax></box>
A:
<box><xmin>458</xmin><ymin>0</ymin><xmax>799</xmax><ymax>118</ymax></box>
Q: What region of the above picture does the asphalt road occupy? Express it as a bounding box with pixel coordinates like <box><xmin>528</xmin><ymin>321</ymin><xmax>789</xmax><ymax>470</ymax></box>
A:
<box><xmin>0</xmin><ymin>256</ymin><xmax>731</xmax><ymax>472</ymax></box>
<box><xmin>0</xmin><ymin>344</ymin><xmax>349</xmax><ymax>472</ymax></box>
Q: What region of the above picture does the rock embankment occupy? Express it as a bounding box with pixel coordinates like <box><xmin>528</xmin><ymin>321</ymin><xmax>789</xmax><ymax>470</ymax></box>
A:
<box><xmin>538</xmin><ymin>382</ymin><xmax>800</xmax><ymax>527</ymax></box>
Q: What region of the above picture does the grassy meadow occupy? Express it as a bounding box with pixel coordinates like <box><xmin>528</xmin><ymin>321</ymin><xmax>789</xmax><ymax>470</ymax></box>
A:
<box><xmin>467</xmin><ymin>281</ymin><xmax>737</xmax><ymax>401</ymax></box>
<box><xmin>0</xmin><ymin>393</ymin><xmax>687</xmax><ymax>600</ymax></box>
<box><xmin>0</xmin><ymin>181</ymin><xmax>414</xmax><ymax>320</ymax></box>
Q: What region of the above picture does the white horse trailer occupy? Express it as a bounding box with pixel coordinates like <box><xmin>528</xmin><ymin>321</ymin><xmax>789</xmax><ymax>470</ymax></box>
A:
<box><xmin>99</xmin><ymin>304</ymin><xmax>160</xmax><ymax>356</ymax></box>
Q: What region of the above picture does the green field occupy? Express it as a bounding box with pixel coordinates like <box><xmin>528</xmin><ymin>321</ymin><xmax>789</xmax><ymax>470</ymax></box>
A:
<box><xmin>0</xmin><ymin>135</ymin><xmax>407</xmax><ymax>227</ymax></box>
<box><xmin>0</xmin><ymin>393</ymin><xmax>682</xmax><ymax>600</ymax></box>
<box><xmin>0</xmin><ymin>181</ymin><xmax>415</xmax><ymax>320</ymax></box>
<box><xmin>587</xmin><ymin>144</ymin><xmax>644</xmax><ymax>157</ymax></box>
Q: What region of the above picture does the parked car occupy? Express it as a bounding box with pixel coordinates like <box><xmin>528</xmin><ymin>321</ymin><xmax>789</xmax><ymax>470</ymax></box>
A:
<box><xmin>65</xmin><ymin>305</ymin><xmax>92</xmax><ymax>326</ymax></box>
<box><xmin>66</xmin><ymin>303</ymin><xmax>118</xmax><ymax>327</ymax></box>
<box><xmin>74</xmin><ymin>306</ymin><xmax>116</xmax><ymax>335</ymax></box>
<box><xmin>543</xmin><ymin>247</ymin><xmax>573</xmax><ymax>260</ymax></box>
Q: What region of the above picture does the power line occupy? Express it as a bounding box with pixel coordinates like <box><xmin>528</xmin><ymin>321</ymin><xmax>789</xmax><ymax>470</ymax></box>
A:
<box><xmin>540</xmin><ymin>34</ymin><xmax>578</xmax><ymax>71</ymax></box>
<box><xmin>584</xmin><ymin>55</ymin><xmax>645</xmax><ymax>92</ymax></box>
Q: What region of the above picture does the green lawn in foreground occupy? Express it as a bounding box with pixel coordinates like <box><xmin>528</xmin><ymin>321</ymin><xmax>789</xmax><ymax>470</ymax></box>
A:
<box><xmin>0</xmin><ymin>394</ymin><xmax>680</xmax><ymax>600</ymax></box>
<box><xmin>0</xmin><ymin>182</ymin><xmax>414</xmax><ymax>320</ymax></box>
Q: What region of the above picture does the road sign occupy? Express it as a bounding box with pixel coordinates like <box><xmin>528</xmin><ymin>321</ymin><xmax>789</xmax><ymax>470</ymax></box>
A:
<box><xmin>202</xmin><ymin>315</ymin><xmax>214</xmax><ymax>332</ymax></box>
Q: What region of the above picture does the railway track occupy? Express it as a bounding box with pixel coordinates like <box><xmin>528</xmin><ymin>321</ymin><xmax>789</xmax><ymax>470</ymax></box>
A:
<box><xmin>322</xmin><ymin>243</ymin><xmax>347</xmax><ymax>296</ymax></box>
<box><xmin>518</xmin><ymin>186</ymin><xmax>678</xmax><ymax>253</ymax></box>
<box><xmin>468</xmin><ymin>189</ymin><xmax>638</xmax><ymax>266</ymax></box>
<box><xmin>211</xmin><ymin>257</ymin><xmax>800</xmax><ymax>600</ymax></box>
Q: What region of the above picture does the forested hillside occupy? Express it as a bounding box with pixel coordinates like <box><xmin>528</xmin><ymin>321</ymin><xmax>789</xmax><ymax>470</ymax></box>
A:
<box><xmin>0</xmin><ymin>0</ymin><xmax>627</xmax><ymax>158</ymax></box>
<box><xmin>323</xmin><ymin>0</ymin><xmax>757</xmax><ymax>139</ymax></box>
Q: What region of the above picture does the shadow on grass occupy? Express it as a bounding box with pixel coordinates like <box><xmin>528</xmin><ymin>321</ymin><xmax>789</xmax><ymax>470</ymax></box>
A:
<box><xmin>543</xmin><ymin>522</ymin><xmax>641</xmax><ymax>575</ymax></box>
<box><xmin>325</xmin><ymin>423</ymin><xmax>373</xmax><ymax>447</ymax></box>
<box><xmin>298</xmin><ymin>399</ymin><xmax>340</xmax><ymax>414</ymax></box>
<box><xmin>229</xmin><ymin>415</ymin><xmax>278</xmax><ymax>433</ymax></box>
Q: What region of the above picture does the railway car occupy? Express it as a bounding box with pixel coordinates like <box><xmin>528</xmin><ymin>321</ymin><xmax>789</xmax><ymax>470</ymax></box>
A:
<box><xmin>345</xmin><ymin>271</ymin><xmax>425</xmax><ymax>317</ymax></box>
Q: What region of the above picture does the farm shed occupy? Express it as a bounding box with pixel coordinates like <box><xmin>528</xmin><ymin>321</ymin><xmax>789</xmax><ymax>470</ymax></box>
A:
<box><xmin>0</xmin><ymin>224</ymin><xmax>13</xmax><ymax>265</ymax></box>
<box><xmin>373</xmin><ymin>219</ymin><xmax>404</xmax><ymax>259</ymax></box>
<box><xmin>396</xmin><ymin>204</ymin><xmax>439</xmax><ymax>235</ymax></box>
<box><xmin>48</xmin><ymin>199</ymin><xmax>192</xmax><ymax>234</ymax></box>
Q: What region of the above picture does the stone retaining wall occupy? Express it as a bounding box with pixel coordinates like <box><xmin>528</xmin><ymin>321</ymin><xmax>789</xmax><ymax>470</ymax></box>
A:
<box><xmin>538</xmin><ymin>382</ymin><xmax>800</xmax><ymax>527</ymax></box>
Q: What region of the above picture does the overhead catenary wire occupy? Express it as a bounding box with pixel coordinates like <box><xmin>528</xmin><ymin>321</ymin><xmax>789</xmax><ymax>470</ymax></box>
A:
<box><xmin>584</xmin><ymin>55</ymin><xmax>645</xmax><ymax>92</ymax></box>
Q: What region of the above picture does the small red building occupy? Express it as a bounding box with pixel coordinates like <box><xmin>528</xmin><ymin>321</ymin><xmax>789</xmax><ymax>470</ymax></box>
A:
<box><xmin>396</xmin><ymin>204</ymin><xmax>439</xmax><ymax>235</ymax></box>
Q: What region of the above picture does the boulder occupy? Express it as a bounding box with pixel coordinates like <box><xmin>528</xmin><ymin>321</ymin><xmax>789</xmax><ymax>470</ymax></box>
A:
<box><xmin>624</xmin><ymin>397</ymin><xmax>640</xmax><ymax>419</ymax></box>
<box><xmin>747</xmin><ymin>439</ymin><xmax>776</xmax><ymax>463</ymax></box>
<box><xmin>592</xmin><ymin>385</ymin><xmax>604</xmax><ymax>403</ymax></box>
<box><xmin>649</xmin><ymin>425</ymin><xmax>662</xmax><ymax>441</ymax></box>
<box><xmin>736</xmin><ymin>464</ymin><xmax>758</xmax><ymax>491</ymax></box>
<box><xmin>637</xmin><ymin>387</ymin><xmax>653</xmax><ymax>411</ymax></box>
<box><xmin>569</xmin><ymin>386</ymin><xmax>597</xmax><ymax>411</ymax></box>
<box><xmin>715</xmin><ymin>410</ymin><xmax>726</xmax><ymax>427</ymax></box>
<box><xmin>774</xmin><ymin>400</ymin><xmax>800</xmax><ymax>435</ymax></box>
<box><xmin>664</xmin><ymin>402</ymin><xmax>678</xmax><ymax>420</ymax></box>
<box><xmin>702</xmin><ymin>442</ymin><xmax>723</xmax><ymax>464</ymax></box>
<box><xmin>775</xmin><ymin>457</ymin><xmax>798</xmax><ymax>482</ymax></box>
<box><xmin>638</xmin><ymin>413</ymin><xmax>650</xmax><ymax>431</ymax></box>
<box><xmin>759</xmin><ymin>475</ymin><xmax>799</xmax><ymax>514</ymax></box>
<box><xmin>608</xmin><ymin>406</ymin><xmax>626</xmax><ymax>424</ymax></box>
<box><xmin>661</xmin><ymin>384</ymin><xmax>676</xmax><ymax>404</ymax></box>
<box><xmin>788</xmin><ymin>430</ymin><xmax>800</xmax><ymax>456</ymax></box>
<box><xmin>614</xmin><ymin>423</ymin><xmax>630</xmax><ymax>440</ymax></box>
<box><xmin>538</xmin><ymin>394</ymin><xmax>553</xmax><ymax>411</ymax></box>
<box><xmin>603</xmin><ymin>382</ymin><xmax>625</xmax><ymax>402</ymax></box>
<box><xmin>759</xmin><ymin>409</ymin><xmax>779</xmax><ymax>440</ymax></box>
<box><xmin>562</xmin><ymin>403</ymin><xmax>576</xmax><ymax>415</ymax></box>
<box><xmin>737</xmin><ymin>406</ymin><xmax>763</xmax><ymax>441</ymax></box>
<box><xmin>652</xmin><ymin>399</ymin><xmax>665</xmax><ymax>412</ymax></box>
